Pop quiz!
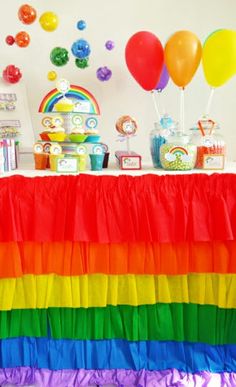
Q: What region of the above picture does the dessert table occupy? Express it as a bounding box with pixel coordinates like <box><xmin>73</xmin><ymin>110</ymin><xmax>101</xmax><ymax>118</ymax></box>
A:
<box><xmin>0</xmin><ymin>162</ymin><xmax>236</xmax><ymax>386</ymax></box>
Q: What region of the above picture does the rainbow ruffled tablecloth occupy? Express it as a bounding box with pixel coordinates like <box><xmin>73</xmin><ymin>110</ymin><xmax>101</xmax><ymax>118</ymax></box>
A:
<box><xmin>0</xmin><ymin>173</ymin><xmax>236</xmax><ymax>386</ymax></box>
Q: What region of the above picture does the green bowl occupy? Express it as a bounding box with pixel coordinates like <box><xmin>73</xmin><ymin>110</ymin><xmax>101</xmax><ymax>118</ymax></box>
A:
<box><xmin>69</xmin><ymin>134</ymin><xmax>88</xmax><ymax>143</ymax></box>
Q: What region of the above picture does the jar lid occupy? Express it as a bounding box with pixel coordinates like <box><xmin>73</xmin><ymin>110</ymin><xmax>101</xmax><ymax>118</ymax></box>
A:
<box><xmin>167</xmin><ymin>133</ymin><xmax>189</xmax><ymax>145</ymax></box>
<box><xmin>190</xmin><ymin>117</ymin><xmax>220</xmax><ymax>131</ymax></box>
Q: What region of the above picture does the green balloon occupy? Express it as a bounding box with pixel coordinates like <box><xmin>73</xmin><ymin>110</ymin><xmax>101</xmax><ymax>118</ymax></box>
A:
<box><xmin>75</xmin><ymin>57</ymin><xmax>89</xmax><ymax>69</ymax></box>
<box><xmin>50</xmin><ymin>47</ymin><xmax>69</xmax><ymax>67</ymax></box>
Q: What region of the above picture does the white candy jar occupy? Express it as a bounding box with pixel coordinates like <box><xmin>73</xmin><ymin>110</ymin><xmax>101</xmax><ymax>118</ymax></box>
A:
<box><xmin>160</xmin><ymin>132</ymin><xmax>197</xmax><ymax>170</ymax></box>
<box><xmin>150</xmin><ymin>123</ymin><xmax>170</xmax><ymax>168</ymax></box>
<box><xmin>150</xmin><ymin>115</ymin><xmax>175</xmax><ymax>168</ymax></box>
<box><xmin>190</xmin><ymin>118</ymin><xmax>225</xmax><ymax>169</ymax></box>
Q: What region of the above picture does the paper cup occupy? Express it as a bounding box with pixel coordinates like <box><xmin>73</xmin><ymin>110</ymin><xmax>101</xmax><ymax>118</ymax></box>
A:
<box><xmin>34</xmin><ymin>153</ymin><xmax>48</xmax><ymax>170</ymax></box>
<box><xmin>102</xmin><ymin>152</ymin><xmax>110</xmax><ymax>168</ymax></box>
<box><xmin>89</xmin><ymin>154</ymin><xmax>104</xmax><ymax>171</ymax></box>
<box><xmin>77</xmin><ymin>154</ymin><xmax>87</xmax><ymax>171</ymax></box>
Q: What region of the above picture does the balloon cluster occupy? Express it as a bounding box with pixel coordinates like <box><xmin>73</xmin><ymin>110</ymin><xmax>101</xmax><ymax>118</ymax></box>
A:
<box><xmin>125</xmin><ymin>29</ymin><xmax>236</xmax><ymax>92</ymax></box>
<box><xmin>4</xmin><ymin>4</ymin><xmax>60</xmax><ymax>83</ymax></box>
<box><xmin>95</xmin><ymin>40</ymin><xmax>114</xmax><ymax>82</ymax></box>
<box><xmin>5</xmin><ymin>4</ymin><xmax>37</xmax><ymax>49</ymax></box>
<box><xmin>8</xmin><ymin>4</ymin><xmax>114</xmax><ymax>82</ymax></box>
<box><xmin>71</xmin><ymin>38</ymin><xmax>91</xmax><ymax>69</ymax></box>
<box><xmin>5</xmin><ymin>5</ymin><xmax>59</xmax><ymax>48</ymax></box>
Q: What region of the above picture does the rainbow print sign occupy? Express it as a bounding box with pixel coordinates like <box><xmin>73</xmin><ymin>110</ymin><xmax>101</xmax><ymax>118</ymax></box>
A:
<box><xmin>169</xmin><ymin>146</ymin><xmax>188</xmax><ymax>156</ymax></box>
<box><xmin>38</xmin><ymin>85</ymin><xmax>100</xmax><ymax>114</ymax></box>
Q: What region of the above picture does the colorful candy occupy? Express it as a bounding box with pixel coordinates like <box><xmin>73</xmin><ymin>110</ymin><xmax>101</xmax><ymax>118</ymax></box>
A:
<box><xmin>195</xmin><ymin>145</ymin><xmax>225</xmax><ymax>168</ymax></box>
<box><xmin>150</xmin><ymin>135</ymin><xmax>166</xmax><ymax>168</ymax></box>
<box><xmin>160</xmin><ymin>143</ymin><xmax>197</xmax><ymax>170</ymax></box>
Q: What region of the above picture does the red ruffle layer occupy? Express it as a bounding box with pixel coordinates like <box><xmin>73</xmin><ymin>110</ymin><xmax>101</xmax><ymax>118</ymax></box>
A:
<box><xmin>0</xmin><ymin>173</ymin><xmax>235</xmax><ymax>242</ymax></box>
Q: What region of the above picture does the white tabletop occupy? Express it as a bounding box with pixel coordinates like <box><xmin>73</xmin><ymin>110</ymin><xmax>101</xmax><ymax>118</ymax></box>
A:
<box><xmin>1</xmin><ymin>162</ymin><xmax>236</xmax><ymax>178</ymax></box>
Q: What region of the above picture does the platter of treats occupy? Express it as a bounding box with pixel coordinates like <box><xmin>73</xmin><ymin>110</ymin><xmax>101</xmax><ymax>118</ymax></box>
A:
<box><xmin>39</xmin><ymin>114</ymin><xmax>101</xmax><ymax>143</ymax></box>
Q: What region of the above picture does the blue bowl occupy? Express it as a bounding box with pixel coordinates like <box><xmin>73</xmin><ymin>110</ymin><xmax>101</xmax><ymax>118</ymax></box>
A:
<box><xmin>85</xmin><ymin>135</ymin><xmax>101</xmax><ymax>143</ymax></box>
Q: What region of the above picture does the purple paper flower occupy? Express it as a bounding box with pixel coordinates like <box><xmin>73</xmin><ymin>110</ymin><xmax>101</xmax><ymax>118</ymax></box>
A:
<box><xmin>96</xmin><ymin>66</ymin><xmax>112</xmax><ymax>81</ymax></box>
<box><xmin>105</xmin><ymin>40</ymin><xmax>115</xmax><ymax>50</ymax></box>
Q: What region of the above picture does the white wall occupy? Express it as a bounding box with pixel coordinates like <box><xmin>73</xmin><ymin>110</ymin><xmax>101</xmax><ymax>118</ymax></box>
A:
<box><xmin>0</xmin><ymin>0</ymin><xmax>235</xmax><ymax>162</ymax></box>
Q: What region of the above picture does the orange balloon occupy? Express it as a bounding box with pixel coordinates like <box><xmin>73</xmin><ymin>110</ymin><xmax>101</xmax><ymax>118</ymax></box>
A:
<box><xmin>165</xmin><ymin>30</ymin><xmax>202</xmax><ymax>88</ymax></box>
<box><xmin>15</xmin><ymin>31</ymin><xmax>30</xmax><ymax>47</ymax></box>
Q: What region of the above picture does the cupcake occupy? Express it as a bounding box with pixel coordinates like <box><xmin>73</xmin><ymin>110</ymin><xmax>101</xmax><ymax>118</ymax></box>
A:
<box><xmin>48</xmin><ymin>116</ymin><xmax>67</xmax><ymax>142</ymax></box>
<box><xmin>69</xmin><ymin>127</ymin><xmax>88</xmax><ymax>143</ymax></box>
<box><xmin>54</xmin><ymin>97</ymin><xmax>74</xmax><ymax>112</ymax></box>
<box><xmin>71</xmin><ymin>127</ymin><xmax>85</xmax><ymax>134</ymax></box>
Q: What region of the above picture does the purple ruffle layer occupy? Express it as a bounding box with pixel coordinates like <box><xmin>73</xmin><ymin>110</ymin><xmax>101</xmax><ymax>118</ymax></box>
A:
<box><xmin>1</xmin><ymin>367</ymin><xmax>236</xmax><ymax>386</ymax></box>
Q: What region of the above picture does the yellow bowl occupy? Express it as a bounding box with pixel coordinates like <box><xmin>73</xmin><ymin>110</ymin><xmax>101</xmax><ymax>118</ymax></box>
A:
<box><xmin>69</xmin><ymin>134</ymin><xmax>88</xmax><ymax>143</ymax></box>
<box><xmin>54</xmin><ymin>102</ymin><xmax>74</xmax><ymax>112</ymax></box>
<box><xmin>48</xmin><ymin>132</ymin><xmax>67</xmax><ymax>142</ymax></box>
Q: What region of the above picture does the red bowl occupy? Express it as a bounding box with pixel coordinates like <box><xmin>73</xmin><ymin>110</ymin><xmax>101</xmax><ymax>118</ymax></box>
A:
<box><xmin>40</xmin><ymin>132</ymin><xmax>50</xmax><ymax>141</ymax></box>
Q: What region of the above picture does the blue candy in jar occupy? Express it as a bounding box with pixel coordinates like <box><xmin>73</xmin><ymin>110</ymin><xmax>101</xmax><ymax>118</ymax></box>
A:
<box><xmin>150</xmin><ymin>114</ymin><xmax>174</xmax><ymax>168</ymax></box>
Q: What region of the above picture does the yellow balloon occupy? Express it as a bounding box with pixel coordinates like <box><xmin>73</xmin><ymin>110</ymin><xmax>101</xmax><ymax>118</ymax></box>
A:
<box><xmin>202</xmin><ymin>29</ymin><xmax>236</xmax><ymax>87</ymax></box>
<box><xmin>39</xmin><ymin>12</ymin><xmax>58</xmax><ymax>32</ymax></box>
<box><xmin>47</xmin><ymin>71</ymin><xmax>57</xmax><ymax>81</ymax></box>
<box><xmin>165</xmin><ymin>30</ymin><xmax>202</xmax><ymax>88</ymax></box>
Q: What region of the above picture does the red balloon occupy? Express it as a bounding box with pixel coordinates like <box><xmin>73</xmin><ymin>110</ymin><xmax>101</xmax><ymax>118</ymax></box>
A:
<box><xmin>3</xmin><ymin>65</ymin><xmax>22</xmax><ymax>84</ymax></box>
<box><xmin>15</xmin><ymin>31</ymin><xmax>30</xmax><ymax>47</ymax></box>
<box><xmin>125</xmin><ymin>31</ymin><xmax>164</xmax><ymax>91</ymax></box>
<box><xmin>18</xmin><ymin>4</ymin><xmax>37</xmax><ymax>24</ymax></box>
<box><xmin>5</xmin><ymin>35</ymin><xmax>15</xmax><ymax>45</ymax></box>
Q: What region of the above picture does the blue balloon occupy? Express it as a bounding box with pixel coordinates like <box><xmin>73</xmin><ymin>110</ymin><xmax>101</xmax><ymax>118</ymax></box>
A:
<box><xmin>71</xmin><ymin>39</ymin><xmax>91</xmax><ymax>59</ymax></box>
<box><xmin>77</xmin><ymin>20</ymin><xmax>86</xmax><ymax>30</ymax></box>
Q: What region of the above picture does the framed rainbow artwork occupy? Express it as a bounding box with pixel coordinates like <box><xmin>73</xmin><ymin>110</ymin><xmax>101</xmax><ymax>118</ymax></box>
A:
<box><xmin>38</xmin><ymin>85</ymin><xmax>100</xmax><ymax>115</ymax></box>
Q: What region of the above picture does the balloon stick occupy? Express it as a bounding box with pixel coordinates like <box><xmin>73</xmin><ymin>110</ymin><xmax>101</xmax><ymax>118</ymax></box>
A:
<box><xmin>180</xmin><ymin>88</ymin><xmax>185</xmax><ymax>133</ymax></box>
<box><xmin>126</xmin><ymin>136</ymin><xmax>130</xmax><ymax>154</ymax></box>
<box><xmin>151</xmin><ymin>91</ymin><xmax>161</xmax><ymax>122</ymax></box>
<box><xmin>205</xmin><ymin>88</ymin><xmax>215</xmax><ymax>116</ymax></box>
<box><xmin>156</xmin><ymin>90</ymin><xmax>166</xmax><ymax>116</ymax></box>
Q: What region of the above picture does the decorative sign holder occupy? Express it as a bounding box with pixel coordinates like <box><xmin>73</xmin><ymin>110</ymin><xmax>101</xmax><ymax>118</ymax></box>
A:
<box><xmin>115</xmin><ymin>115</ymin><xmax>142</xmax><ymax>170</ymax></box>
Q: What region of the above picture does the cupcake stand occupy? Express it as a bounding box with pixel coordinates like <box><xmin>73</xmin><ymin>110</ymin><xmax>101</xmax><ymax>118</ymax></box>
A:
<box><xmin>36</xmin><ymin>80</ymin><xmax>109</xmax><ymax>172</ymax></box>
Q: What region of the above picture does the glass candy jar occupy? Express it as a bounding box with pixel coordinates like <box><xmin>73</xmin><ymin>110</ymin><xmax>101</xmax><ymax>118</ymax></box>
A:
<box><xmin>160</xmin><ymin>132</ymin><xmax>197</xmax><ymax>170</ymax></box>
<box><xmin>150</xmin><ymin>115</ymin><xmax>174</xmax><ymax>168</ymax></box>
<box><xmin>190</xmin><ymin>118</ymin><xmax>225</xmax><ymax>169</ymax></box>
